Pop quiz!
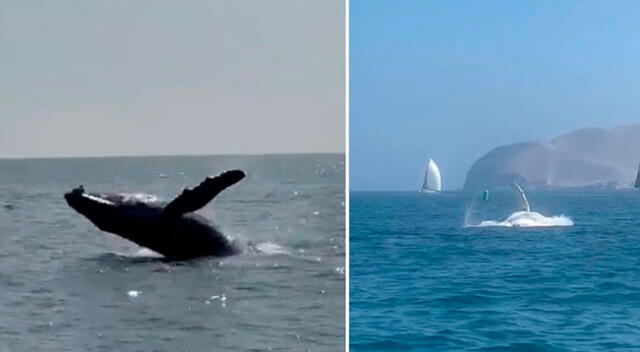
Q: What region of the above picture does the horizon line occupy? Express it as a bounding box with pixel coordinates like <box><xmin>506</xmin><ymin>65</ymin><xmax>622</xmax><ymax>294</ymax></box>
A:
<box><xmin>0</xmin><ymin>151</ymin><xmax>345</xmax><ymax>161</ymax></box>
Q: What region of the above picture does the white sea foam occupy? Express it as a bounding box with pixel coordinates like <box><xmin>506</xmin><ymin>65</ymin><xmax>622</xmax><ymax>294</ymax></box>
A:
<box><xmin>111</xmin><ymin>247</ymin><xmax>163</xmax><ymax>259</ymax></box>
<box><xmin>206</xmin><ymin>293</ymin><xmax>227</xmax><ymax>307</ymax></box>
<box><xmin>132</xmin><ymin>247</ymin><xmax>163</xmax><ymax>258</ymax></box>
<box><xmin>254</xmin><ymin>242</ymin><xmax>291</xmax><ymax>255</ymax></box>
<box><xmin>467</xmin><ymin>211</ymin><xmax>573</xmax><ymax>228</ymax></box>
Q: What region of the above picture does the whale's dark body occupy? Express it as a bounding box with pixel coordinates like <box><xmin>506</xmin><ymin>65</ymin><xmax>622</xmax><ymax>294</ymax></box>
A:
<box><xmin>64</xmin><ymin>170</ymin><xmax>245</xmax><ymax>261</ymax></box>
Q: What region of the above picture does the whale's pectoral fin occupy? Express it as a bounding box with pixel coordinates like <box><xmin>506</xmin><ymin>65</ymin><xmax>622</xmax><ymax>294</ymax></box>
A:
<box><xmin>163</xmin><ymin>170</ymin><xmax>246</xmax><ymax>216</ymax></box>
<box><xmin>510</xmin><ymin>182</ymin><xmax>530</xmax><ymax>213</ymax></box>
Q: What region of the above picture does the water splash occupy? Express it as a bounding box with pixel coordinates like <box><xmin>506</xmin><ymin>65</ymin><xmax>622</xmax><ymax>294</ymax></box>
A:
<box><xmin>467</xmin><ymin>211</ymin><xmax>573</xmax><ymax>228</ymax></box>
<box><xmin>464</xmin><ymin>184</ymin><xmax>573</xmax><ymax>228</ymax></box>
<box><xmin>132</xmin><ymin>248</ymin><xmax>164</xmax><ymax>257</ymax></box>
<box><xmin>110</xmin><ymin>247</ymin><xmax>164</xmax><ymax>259</ymax></box>
<box><xmin>254</xmin><ymin>242</ymin><xmax>291</xmax><ymax>255</ymax></box>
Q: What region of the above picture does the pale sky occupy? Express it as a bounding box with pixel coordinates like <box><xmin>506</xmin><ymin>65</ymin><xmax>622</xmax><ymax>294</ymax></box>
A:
<box><xmin>0</xmin><ymin>1</ymin><xmax>344</xmax><ymax>158</ymax></box>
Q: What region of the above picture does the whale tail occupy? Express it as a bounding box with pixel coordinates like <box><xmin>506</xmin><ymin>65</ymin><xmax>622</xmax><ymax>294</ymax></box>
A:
<box><xmin>163</xmin><ymin>170</ymin><xmax>246</xmax><ymax>216</ymax></box>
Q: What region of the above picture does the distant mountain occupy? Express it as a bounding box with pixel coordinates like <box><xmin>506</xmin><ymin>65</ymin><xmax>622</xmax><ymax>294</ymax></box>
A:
<box><xmin>463</xmin><ymin>124</ymin><xmax>640</xmax><ymax>190</ymax></box>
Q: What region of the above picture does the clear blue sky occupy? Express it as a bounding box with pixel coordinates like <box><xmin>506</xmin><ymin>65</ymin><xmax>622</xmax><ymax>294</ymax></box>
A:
<box><xmin>351</xmin><ymin>0</ymin><xmax>640</xmax><ymax>191</ymax></box>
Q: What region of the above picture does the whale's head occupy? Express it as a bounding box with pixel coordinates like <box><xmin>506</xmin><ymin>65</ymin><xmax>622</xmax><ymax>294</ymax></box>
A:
<box><xmin>64</xmin><ymin>186</ymin><xmax>121</xmax><ymax>232</ymax></box>
<box><xmin>64</xmin><ymin>186</ymin><xmax>85</xmax><ymax>208</ymax></box>
<box><xmin>65</xmin><ymin>186</ymin><xmax>115</xmax><ymax>211</ymax></box>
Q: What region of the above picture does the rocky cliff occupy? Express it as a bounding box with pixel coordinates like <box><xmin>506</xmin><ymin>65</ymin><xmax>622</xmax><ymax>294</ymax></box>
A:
<box><xmin>463</xmin><ymin>124</ymin><xmax>640</xmax><ymax>190</ymax></box>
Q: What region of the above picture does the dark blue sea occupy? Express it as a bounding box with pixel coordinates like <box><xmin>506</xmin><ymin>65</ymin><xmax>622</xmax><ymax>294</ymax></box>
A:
<box><xmin>0</xmin><ymin>154</ymin><xmax>344</xmax><ymax>352</ymax></box>
<box><xmin>350</xmin><ymin>190</ymin><xmax>640</xmax><ymax>352</ymax></box>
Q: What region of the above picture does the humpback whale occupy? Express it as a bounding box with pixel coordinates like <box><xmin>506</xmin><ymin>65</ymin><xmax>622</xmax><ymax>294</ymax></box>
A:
<box><xmin>465</xmin><ymin>182</ymin><xmax>573</xmax><ymax>227</ymax></box>
<box><xmin>493</xmin><ymin>182</ymin><xmax>571</xmax><ymax>227</ymax></box>
<box><xmin>64</xmin><ymin>170</ymin><xmax>246</xmax><ymax>261</ymax></box>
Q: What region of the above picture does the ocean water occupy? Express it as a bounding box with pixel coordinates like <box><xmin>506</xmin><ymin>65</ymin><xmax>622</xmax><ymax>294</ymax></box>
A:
<box><xmin>0</xmin><ymin>154</ymin><xmax>345</xmax><ymax>352</ymax></box>
<box><xmin>351</xmin><ymin>190</ymin><xmax>640</xmax><ymax>352</ymax></box>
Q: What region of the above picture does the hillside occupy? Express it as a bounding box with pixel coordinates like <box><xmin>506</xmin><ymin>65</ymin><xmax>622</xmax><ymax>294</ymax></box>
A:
<box><xmin>463</xmin><ymin>124</ymin><xmax>640</xmax><ymax>190</ymax></box>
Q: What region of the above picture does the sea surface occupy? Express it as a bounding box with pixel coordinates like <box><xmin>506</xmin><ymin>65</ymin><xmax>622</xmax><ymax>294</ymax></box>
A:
<box><xmin>351</xmin><ymin>190</ymin><xmax>640</xmax><ymax>352</ymax></box>
<box><xmin>0</xmin><ymin>154</ymin><xmax>345</xmax><ymax>352</ymax></box>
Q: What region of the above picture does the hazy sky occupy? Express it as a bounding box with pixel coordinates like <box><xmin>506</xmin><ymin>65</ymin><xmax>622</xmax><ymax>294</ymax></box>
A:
<box><xmin>351</xmin><ymin>0</ymin><xmax>640</xmax><ymax>191</ymax></box>
<box><xmin>0</xmin><ymin>1</ymin><xmax>344</xmax><ymax>158</ymax></box>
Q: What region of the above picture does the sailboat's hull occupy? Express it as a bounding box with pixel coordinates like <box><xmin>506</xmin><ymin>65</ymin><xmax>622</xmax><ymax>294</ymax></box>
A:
<box><xmin>420</xmin><ymin>189</ymin><xmax>439</xmax><ymax>194</ymax></box>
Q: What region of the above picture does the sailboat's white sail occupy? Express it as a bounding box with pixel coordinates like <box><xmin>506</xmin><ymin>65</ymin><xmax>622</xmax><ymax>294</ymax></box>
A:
<box><xmin>421</xmin><ymin>159</ymin><xmax>442</xmax><ymax>192</ymax></box>
<box><xmin>635</xmin><ymin>161</ymin><xmax>640</xmax><ymax>188</ymax></box>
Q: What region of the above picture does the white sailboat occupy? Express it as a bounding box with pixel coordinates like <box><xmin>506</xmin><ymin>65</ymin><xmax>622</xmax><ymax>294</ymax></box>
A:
<box><xmin>421</xmin><ymin>158</ymin><xmax>442</xmax><ymax>193</ymax></box>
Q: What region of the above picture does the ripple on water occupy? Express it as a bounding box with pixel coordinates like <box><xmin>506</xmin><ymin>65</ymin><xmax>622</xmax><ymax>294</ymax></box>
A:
<box><xmin>351</xmin><ymin>191</ymin><xmax>640</xmax><ymax>352</ymax></box>
<box><xmin>0</xmin><ymin>155</ymin><xmax>345</xmax><ymax>351</ymax></box>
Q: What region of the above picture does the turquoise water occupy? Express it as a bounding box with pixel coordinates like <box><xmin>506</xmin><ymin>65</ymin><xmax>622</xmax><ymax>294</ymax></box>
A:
<box><xmin>350</xmin><ymin>190</ymin><xmax>640</xmax><ymax>351</ymax></box>
<box><xmin>0</xmin><ymin>154</ymin><xmax>344</xmax><ymax>351</ymax></box>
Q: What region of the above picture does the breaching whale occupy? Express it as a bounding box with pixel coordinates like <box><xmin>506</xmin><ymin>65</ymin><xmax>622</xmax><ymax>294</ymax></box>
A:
<box><xmin>465</xmin><ymin>182</ymin><xmax>573</xmax><ymax>227</ymax></box>
<box><xmin>64</xmin><ymin>170</ymin><xmax>246</xmax><ymax>261</ymax></box>
<box><xmin>483</xmin><ymin>182</ymin><xmax>572</xmax><ymax>227</ymax></box>
<box><xmin>494</xmin><ymin>182</ymin><xmax>565</xmax><ymax>227</ymax></box>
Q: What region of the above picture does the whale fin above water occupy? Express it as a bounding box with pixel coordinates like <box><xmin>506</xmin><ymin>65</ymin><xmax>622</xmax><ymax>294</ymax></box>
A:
<box><xmin>510</xmin><ymin>182</ymin><xmax>530</xmax><ymax>212</ymax></box>
<box><xmin>163</xmin><ymin>170</ymin><xmax>246</xmax><ymax>216</ymax></box>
